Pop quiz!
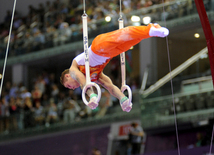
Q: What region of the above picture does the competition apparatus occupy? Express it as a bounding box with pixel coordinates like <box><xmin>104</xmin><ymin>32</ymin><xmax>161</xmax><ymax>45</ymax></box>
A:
<box><xmin>81</xmin><ymin>1</ymin><xmax>101</xmax><ymax>109</ymax></box>
<box><xmin>118</xmin><ymin>0</ymin><xmax>132</xmax><ymax>108</ymax></box>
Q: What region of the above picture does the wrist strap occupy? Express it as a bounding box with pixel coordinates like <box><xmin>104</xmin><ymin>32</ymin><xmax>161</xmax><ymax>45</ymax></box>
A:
<box><xmin>90</xmin><ymin>93</ymin><xmax>98</xmax><ymax>100</ymax></box>
<box><xmin>120</xmin><ymin>96</ymin><xmax>128</xmax><ymax>104</ymax></box>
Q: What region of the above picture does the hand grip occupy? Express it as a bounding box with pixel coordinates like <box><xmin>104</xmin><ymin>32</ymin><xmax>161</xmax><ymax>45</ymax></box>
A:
<box><xmin>121</xmin><ymin>84</ymin><xmax>132</xmax><ymax>104</ymax></box>
<box><xmin>82</xmin><ymin>82</ymin><xmax>101</xmax><ymax>106</ymax></box>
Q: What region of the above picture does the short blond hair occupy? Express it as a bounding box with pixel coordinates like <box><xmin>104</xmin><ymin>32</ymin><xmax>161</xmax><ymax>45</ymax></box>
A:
<box><xmin>60</xmin><ymin>69</ymin><xmax>69</xmax><ymax>85</ymax></box>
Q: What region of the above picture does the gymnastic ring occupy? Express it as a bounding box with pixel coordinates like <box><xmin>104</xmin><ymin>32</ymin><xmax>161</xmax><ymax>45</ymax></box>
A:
<box><xmin>82</xmin><ymin>82</ymin><xmax>101</xmax><ymax>106</ymax></box>
<box><xmin>121</xmin><ymin>85</ymin><xmax>132</xmax><ymax>104</ymax></box>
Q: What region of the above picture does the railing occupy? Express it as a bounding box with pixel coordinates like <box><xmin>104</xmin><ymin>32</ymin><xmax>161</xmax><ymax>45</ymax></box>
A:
<box><xmin>1</xmin><ymin>88</ymin><xmax>214</xmax><ymax>141</ymax></box>
<box><xmin>0</xmin><ymin>103</ymin><xmax>141</xmax><ymax>142</ymax></box>
<box><xmin>181</xmin><ymin>76</ymin><xmax>213</xmax><ymax>93</ymax></box>
<box><xmin>1</xmin><ymin>86</ymin><xmax>214</xmax><ymax>141</ymax></box>
<box><xmin>141</xmin><ymin>88</ymin><xmax>214</xmax><ymax>129</ymax></box>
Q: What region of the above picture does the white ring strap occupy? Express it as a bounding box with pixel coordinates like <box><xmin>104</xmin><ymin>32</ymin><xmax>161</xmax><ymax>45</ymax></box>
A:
<box><xmin>81</xmin><ymin>10</ymin><xmax>101</xmax><ymax>106</ymax></box>
<box><xmin>118</xmin><ymin>15</ymin><xmax>132</xmax><ymax>105</ymax></box>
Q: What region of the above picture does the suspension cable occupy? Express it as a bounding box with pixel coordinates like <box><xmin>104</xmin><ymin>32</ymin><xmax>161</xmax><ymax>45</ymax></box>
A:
<box><xmin>162</xmin><ymin>0</ymin><xmax>181</xmax><ymax>154</ymax></box>
<box><xmin>0</xmin><ymin>0</ymin><xmax>17</xmax><ymax>97</ymax></box>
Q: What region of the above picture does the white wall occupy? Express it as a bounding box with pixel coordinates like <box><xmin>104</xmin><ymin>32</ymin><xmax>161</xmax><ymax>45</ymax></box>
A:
<box><xmin>139</xmin><ymin>38</ymin><xmax>158</xmax><ymax>85</ymax></box>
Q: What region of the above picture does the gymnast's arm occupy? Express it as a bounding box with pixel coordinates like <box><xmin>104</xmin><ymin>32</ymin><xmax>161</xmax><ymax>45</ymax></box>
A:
<box><xmin>70</xmin><ymin>60</ymin><xmax>94</xmax><ymax>96</ymax></box>
<box><xmin>97</xmin><ymin>72</ymin><xmax>125</xmax><ymax>100</ymax></box>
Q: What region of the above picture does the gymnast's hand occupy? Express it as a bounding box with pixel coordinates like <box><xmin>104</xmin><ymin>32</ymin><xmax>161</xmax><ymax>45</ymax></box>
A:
<box><xmin>88</xmin><ymin>93</ymin><xmax>98</xmax><ymax>109</ymax></box>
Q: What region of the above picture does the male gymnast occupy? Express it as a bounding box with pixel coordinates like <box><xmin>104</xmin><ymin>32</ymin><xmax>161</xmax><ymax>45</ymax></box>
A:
<box><xmin>60</xmin><ymin>23</ymin><xmax>169</xmax><ymax>112</ymax></box>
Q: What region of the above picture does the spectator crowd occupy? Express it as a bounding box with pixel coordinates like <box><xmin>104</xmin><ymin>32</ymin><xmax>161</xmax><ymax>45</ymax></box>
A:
<box><xmin>0</xmin><ymin>70</ymin><xmax>115</xmax><ymax>134</ymax></box>
<box><xmin>0</xmin><ymin>0</ymin><xmax>185</xmax><ymax>58</ymax></box>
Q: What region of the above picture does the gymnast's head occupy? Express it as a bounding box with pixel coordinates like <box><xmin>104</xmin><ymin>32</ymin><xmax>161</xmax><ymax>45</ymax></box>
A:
<box><xmin>60</xmin><ymin>69</ymin><xmax>80</xmax><ymax>90</ymax></box>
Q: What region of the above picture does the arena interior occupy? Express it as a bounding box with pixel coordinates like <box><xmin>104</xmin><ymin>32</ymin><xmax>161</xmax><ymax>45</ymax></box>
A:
<box><xmin>0</xmin><ymin>0</ymin><xmax>214</xmax><ymax>155</ymax></box>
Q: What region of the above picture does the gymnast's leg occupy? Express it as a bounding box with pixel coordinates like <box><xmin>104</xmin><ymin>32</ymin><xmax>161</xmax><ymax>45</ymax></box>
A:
<box><xmin>91</xmin><ymin>23</ymin><xmax>169</xmax><ymax>57</ymax></box>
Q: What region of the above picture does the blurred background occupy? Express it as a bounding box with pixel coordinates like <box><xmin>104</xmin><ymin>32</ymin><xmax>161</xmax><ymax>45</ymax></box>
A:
<box><xmin>0</xmin><ymin>0</ymin><xmax>214</xmax><ymax>155</ymax></box>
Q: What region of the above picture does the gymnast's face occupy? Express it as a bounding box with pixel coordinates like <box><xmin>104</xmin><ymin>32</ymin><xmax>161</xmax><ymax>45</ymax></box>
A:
<box><xmin>64</xmin><ymin>74</ymin><xmax>80</xmax><ymax>90</ymax></box>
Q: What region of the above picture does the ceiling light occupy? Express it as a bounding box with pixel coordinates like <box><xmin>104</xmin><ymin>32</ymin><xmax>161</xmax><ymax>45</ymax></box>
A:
<box><xmin>105</xmin><ymin>16</ymin><xmax>111</xmax><ymax>22</ymax></box>
<box><xmin>194</xmin><ymin>33</ymin><xmax>200</xmax><ymax>38</ymax></box>
<box><xmin>131</xmin><ymin>15</ymin><xmax>140</xmax><ymax>22</ymax></box>
<box><xmin>142</xmin><ymin>16</ymin><xmax>151</xmax><ymax>25</ymax></box>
